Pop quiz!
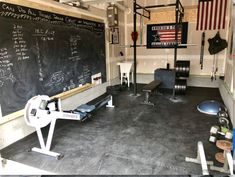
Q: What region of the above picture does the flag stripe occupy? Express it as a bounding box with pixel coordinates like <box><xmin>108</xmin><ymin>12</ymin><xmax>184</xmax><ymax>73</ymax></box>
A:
<box><xmin>160</xmin><ymin>36</ymin><xmax>182</xmax><ymax>39</ymax></box>
<box><xmin>200</xmin><ymin>1</ymin><xmax>205</xmax><ymax>30</ymax></box>
<box><xmin>160</xmin><ymin>37</ymin><xmax>181</xmax><ymax>39</ymax></box>
<box><xmin>196</xmin><ymin>1</ymin><xmax>201</xmax><ymax>30</ymax></box>
<box><xmin>222</xmin><ymin>0</ymin><xmax>227</xmax><ymax>29</ymax></box>
<box><xmin>204</xmin><ymin>1</ymin><xmax>209</xmax><ymax>30</ymax></box>
<box><xmin>159</xmin><ymin>32</ymin><xmax>182</xmax><ymax>35</ymax></box>
<box><xmin>214</xmin><ymin>0</ymin><xmax>218</xmax><ymax>30</ymax></box>
<box><xmin>160</xmin><ymin>39</ymin><xmax>181</xmax><ymax>42</ymax></box>
<box><xmin>160</xmin><ymin>35</ymin><xmax>182</xmax><ymax>37</ymax></box>
<box><xmin>209</xmin><ymin>0</ymin><xmax>214</xmax><ymax>30</ymax></box>
<box><xmin>157</xmin><ymin>29</ymin><xmax>181</xmax><ymax>33</ymax></box>
<box><xmin>218</xmin><ymin>0</ymin><xmax>223</xmax><ymax>29</ymax></box>
<box><xmin>160</xmin><ymin>32</ymin><xmax>182</xmax><ymax>35</ymax></box>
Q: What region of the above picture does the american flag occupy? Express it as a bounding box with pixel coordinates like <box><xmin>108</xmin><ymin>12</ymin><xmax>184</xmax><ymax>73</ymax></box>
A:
<box><xmin>147</xmin><ymin>23</ymin><xmax>188</xmax><ymax>48</ymax></box>
<box><xmin>151</xmin><ymin>25</ymin><xmax>183</xmax><ymax>47</ymax></box>
<box><xmin>196</xmin><ymin>0</ymin><xmax>228</xmax><ymax>31</ymax></box>
<box><xmin>156</xmin><ymin>29</ymin><xmax>182</xmax><ymax>43</ymax></box>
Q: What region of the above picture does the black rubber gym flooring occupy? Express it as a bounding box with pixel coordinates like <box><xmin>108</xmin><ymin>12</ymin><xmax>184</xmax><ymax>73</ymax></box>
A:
<box><xmin>0</xmin><ymin>85</ymin><xmax>229</xmax><ymax>175</ymax></box>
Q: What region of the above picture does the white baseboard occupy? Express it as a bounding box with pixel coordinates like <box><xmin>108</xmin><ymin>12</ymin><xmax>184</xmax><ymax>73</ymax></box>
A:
<box><xmin>187</xmin><ymin>75</ymin><xmax>219</xmax><ymax>88</ymax></box>
<box><xmin>134</xmin><ymin>73</ymin><xmax>220</xmax><ymax>87</ymax></box>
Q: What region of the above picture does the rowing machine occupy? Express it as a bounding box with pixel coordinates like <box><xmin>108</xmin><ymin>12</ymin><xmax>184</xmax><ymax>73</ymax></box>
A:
<box><xmin>24</xmin><ymin>94</ymin><xmax>114</xmax><ymax>159</ymax></box>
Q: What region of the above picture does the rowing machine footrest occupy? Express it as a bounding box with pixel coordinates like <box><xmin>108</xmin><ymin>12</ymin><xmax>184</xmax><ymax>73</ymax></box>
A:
<box><xmin>75</xmin><ymin>104</ymin><xmax>95</xmax><ymax>113</ymax></box>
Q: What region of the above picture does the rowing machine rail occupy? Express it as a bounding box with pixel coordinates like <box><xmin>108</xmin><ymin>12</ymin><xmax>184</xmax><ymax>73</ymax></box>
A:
<box><xmin>24</xmin><ymin>94</ymin><xmax>114</xmax><ymax>159</ymax></box>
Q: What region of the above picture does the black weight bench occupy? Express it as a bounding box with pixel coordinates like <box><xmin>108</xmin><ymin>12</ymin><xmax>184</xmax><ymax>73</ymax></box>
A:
<box><xmin>142</xmin><ymin>80</ymin><xmax>161</xmax><ymax>106</ymax></box>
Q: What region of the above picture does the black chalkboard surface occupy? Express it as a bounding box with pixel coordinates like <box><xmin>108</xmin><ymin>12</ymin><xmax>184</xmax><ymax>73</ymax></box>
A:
<box><xmin>0</xmin><ymin>2</ymin><xmax>106</xmax><ymax>116</ymax></box>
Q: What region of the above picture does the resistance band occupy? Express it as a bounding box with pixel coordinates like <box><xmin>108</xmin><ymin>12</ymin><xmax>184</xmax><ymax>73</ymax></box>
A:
<box><xmin>139</xmin><ymin>15</ymin><xmax>143</xmax><ymax>45</ymax></box>
<box><xmin>200</xmin><ymin>32</ymin><xmax>205</xmax><ymax>69</ymax></box>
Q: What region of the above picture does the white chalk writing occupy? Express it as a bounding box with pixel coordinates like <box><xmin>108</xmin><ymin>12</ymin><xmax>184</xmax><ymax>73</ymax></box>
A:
<box><xmin>69</xmin><ymin>35</ymin><xmax>81</xmax><ymax>61</ymax></box>
<box><xmin>33</xmin><ymin>28</ymin><xmax>55</xmax><ymax>41</ymax></box>
<box><xmin>12</xmin><ymin>24</ymin><xmax>29</xmax><ymax>61</ymax></box>
<box><xmin>0</xmin><ymin>48</ymin><xmax>15</xmax><ymax>87</ymax></box>
<box><xmin>46</xmin><ymin>71</ymin><xmax>65</xmax><ymax>87</ymax></box>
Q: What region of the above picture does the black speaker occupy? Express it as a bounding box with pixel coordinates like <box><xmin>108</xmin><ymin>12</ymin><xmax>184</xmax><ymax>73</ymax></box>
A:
<box><xmin>107</xmin><ymin>5</ymin><xmax>118</xmax><ymax>27</ymax></box>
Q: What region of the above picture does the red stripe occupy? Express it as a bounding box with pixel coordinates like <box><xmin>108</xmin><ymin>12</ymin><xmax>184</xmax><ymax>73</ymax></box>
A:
<box><xmin>160</xmin><ymin>38</ymin><xmax>182</xmax><ymax>41</ymax></box>
<box><xmin>222</xmin><ymin>0</ymin><xmax>227</xmax><ymax>29</ymax></box>
<box><xmin>196</xmin><ymin>0</ymin><xmax>201</xmax><ymax>30</ymax></box>
<box><xmin>160</xmin><ymin>35</ymin><xmax>181</xmax><ymax>38</ymax></box>
<box><xmin>218</xmin><ymin>0</ymin><xmax>223</xmax><ymax>29</ymax></box>
<box><xmin>160</xmin><ymin>33</ymin><xmax>182</xmax><ymax>36</ymax></box>
<box><xmin>209</xmin><ymin>0</ymin><xmax>214</xmax><ymax>30</ymax></box>
<box><xmin>161</xmin><ymin>35</ymin><xmax>181</xmax><ymax>37</ymax></box>
<box><xmin>204</xmin><ymin>0</ymin><xmax>209</xmax><ymax>30</ymax></box>
<box><xmin>160</xmin><ymin>34</ymin><xmax>182</xmax><ymax>37</ymax></box>
<box><xmin>159</xmin><ymin>39</ymin><xmax>181</xmax><ymax>42</ymax></box>
<box><xmin>159</xmin><ymin>31</ymin><xmax>180</xmax><ymax>34</ymax></box>
<box><xmin>200</xmin><ymin>1</ymin><xmax>205</xmax><ymax>30</ymax></box>
<box><xmin>214</xmin><ymin>0</ymin><xmax>218</xmax><ymax>30</ymax></box>
<box><xmin>159</xmin><ymin>32</ymin><xmax>182</xmax><ymax>35</ymax></box>
<box><xmin>158</xmin><ymin>29</ymin><xmax>179</xmax><ymax>33</ymax></box>
<box><xmin>159</xmin><ymin>31</ymin><xmax>182</xmax><ymax>33</ymax></box>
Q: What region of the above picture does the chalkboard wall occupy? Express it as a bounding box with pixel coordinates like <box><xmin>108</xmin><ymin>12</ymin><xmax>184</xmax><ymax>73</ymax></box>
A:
<box><xmin>0</xmin><ymin>2</ymin><xmax>106</xmax><ymax>116</ymax></box>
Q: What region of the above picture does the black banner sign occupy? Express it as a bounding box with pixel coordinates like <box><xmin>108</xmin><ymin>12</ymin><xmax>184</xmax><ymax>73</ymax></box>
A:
<box><xmin>147</xmin><ymin>22</ymin><xmax>188</xmax><ymax>49</ymax></box>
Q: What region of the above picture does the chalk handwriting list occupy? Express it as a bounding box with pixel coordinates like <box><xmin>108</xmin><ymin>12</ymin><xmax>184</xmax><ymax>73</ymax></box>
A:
<box><xmin>0</xmin><ymin>48</ymin><xmax>15</xmax><ymax>87</ymax></box>
<box><xmin>83</xmin><ymin>65</ymin><xmax>92</xmax><ymax>81</ymax></box>
<box><xmin>0</xmin><ymin>2</ymin><xmax>104</xmax><ymax>32</ymax></box>
<box><xmin>69</xmin><ymin>35</ymin><xmax>81</xmax><ymax>61</ymax></box>
<box><xmin>12</xmin><ymin>24</ymin><xmax>29</xmax><ymax>61</ymax></box>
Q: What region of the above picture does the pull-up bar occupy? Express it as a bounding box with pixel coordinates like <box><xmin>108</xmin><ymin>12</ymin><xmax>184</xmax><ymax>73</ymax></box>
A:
<box><xmin>143</xmin><ymin>3</ymin><xmax>176</xmax><ymax>9</ymax></box>
<box><xmin>135</xmin><ymin>3</ymin><xmax>150</xmax><ymax>19</ymax></box>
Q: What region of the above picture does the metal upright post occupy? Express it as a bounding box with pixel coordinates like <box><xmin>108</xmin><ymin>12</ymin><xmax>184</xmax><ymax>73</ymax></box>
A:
<box><xmin>0</xmin><ymin>104</ymin><xmax>2</xmax><ymax>119</ymax></box>
<box><xmin>173</xmin><ymin>0</ymin><xmax>179</xmax><ymax>99</ymax></box>
<box><xmin>133</xmin><ymin>0</ymin><xmax>137</xmax><ymax>95</ymax></box>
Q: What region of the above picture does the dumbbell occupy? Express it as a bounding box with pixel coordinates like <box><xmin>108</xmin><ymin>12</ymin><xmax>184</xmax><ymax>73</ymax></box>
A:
<box><xmin>217</xmin><ymin>110</ymin><xmax>228</xmax><ymax>119</ymax></box>
<box><xmin>218</xmin><ymin>116</ymin><xmax>229</xmax><ymax>126</ymax></box>
<box><xmin>209</xmin><ymin>125</ymin><xmax>233</xmax><ymax>143</ymax></box>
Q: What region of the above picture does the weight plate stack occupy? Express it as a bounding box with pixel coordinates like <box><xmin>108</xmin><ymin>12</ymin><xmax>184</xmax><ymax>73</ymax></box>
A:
<box><xmin>175</xmin><ymin>60</ymin><xmax>190</xmax><ymax>95</ymax></box>
<box><xmin>175</xmin><ymin>60</ymin><xmax>190</xmax><ymax>78</ymax></box>
<box><xmin>175</xmin><ymin>79</ymin><xmax>187</xmax><ymax>94</ymax></box>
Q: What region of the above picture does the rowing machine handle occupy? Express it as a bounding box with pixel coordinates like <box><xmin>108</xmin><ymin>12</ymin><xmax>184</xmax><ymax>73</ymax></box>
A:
<box><xmin>47</xmin><ymin>98</ymin><xmax>58</xmax><ymax>104</ymax></box>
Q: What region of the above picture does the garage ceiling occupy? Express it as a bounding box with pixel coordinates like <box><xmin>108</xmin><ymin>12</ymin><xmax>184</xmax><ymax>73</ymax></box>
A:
<box><xmin>59</xmin><ymin>0</ymin><xmax>122</xmax><ymax>5</ymax></box>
